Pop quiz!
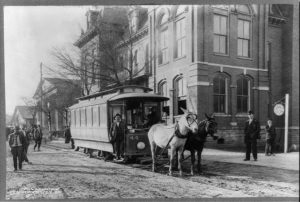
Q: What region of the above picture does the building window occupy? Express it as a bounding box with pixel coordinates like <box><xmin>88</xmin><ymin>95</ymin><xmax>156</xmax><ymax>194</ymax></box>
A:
<box><xmin>213</xmin><ymin>14</ymin><xmax>228</xmax><ymax>54</ymax></box>
<box><xmin>237</xmin><ymin>77</ymin><xmax>250</xmax><ymax>113</ymax></box>
<box><xmin>175</xmin><ymin>18</ymin><xmax>186</xmax><ymax>58</ymax></box>
<box><xmin>174</xmin><ymin>6</ymin><xmax>186</xmax><ymax>59</ymax></box>
<box><xmin>134</xmin><ymin>50</ymin><xmax>138</xmax><ymax>67</ymax></box>
<box><xmin>237</xmin><ymin>19</ymin><xmax>250</xmax><ymax>57</ymax></box>
<box><xmin>158</xmin><ymin>14</ymin><xmax>169</xmax><ymax>64</ymax></box>
<box><xmin>175</xmin><ymin>77</ymin><xmax>187</xmax><ymax>115</ymax></box>
<box><xmin>145</xmin><ymin>44</ymin><xmax>149</xmax><ymax>71</ymax></box>
<box><xmin>159</xmin><ymin>81</ymin><xmax>169</xmax><ymax>115</ymax></box>
<box><xmin>159</xmin><ymin>28</ymin><xmax>168</xmax><ymax>64</ymax></box>
<box><xmin>213</xmin><ymin>76</ymin><xmax>227</xmax><ymax>113</ymax></box>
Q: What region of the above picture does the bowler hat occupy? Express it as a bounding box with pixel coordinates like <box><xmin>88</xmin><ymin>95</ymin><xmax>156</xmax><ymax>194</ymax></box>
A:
<box><xmin>248</xmin><ymin>110</ymin><xmax>254</xmax><ymax>115</ymax></box>
<box><xmin>14</xmin><ymin>125</ymin><xmax>20</xmax><ymax>130</ymax></box>
<box><xmin>114</xmin><ymin>113</ymin><xmax>121</xmax><ymax>119</ymax></box>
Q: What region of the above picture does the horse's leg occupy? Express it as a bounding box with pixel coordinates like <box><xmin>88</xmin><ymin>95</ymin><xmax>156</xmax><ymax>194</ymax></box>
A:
<box><xmin>178</xmin><ymin>147</ymin><xmax>184</xmax><ymax>177</ymax></box>
<box><xmin>190</xmin><ymin>149</ymin><xmax>195</xmax><ymax>176</ymax></box>
<box><xmin>174</xmin><ymin>149</ymin><xmax>178</xmax><ymax>171</ymax></box>
<box><xmin>150</xmin><ymin>142</ymin><xmax>156</xmax><ymax>172</ymax></box>
<box><xmin>169</xmin><ymin>147</ymin><xmax>176</xmax><ymax>176</ymax></box>
<box><xmin>197</xmin><ymin>144</ymin><xmax>204</xmax><ymax>174</ymax></box>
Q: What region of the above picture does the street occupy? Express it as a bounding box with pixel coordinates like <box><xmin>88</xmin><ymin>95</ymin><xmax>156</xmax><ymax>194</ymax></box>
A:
<box><xmin>6</xmin><ymin>139</ymin><xmax>299</xmax><ymax>200</ymax></box>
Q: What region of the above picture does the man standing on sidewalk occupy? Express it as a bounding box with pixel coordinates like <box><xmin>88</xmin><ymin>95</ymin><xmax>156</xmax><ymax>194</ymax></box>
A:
<box><xmin>8</xmin><ymin>125</ymin><xmax>26</xmax><ymax>171</ymax></box>
<box><xmin>33</xmin><ymin>125</ymin><xmax>43</xmax><ymax>151</ymax></box>
<box><xmin>22</xmin><ymin>126</ymin><xmax>33</xmax><ymax>164</ymax></box>
<box><xmin>244</xmin><ymin>110</ymin><xmax>261</xmax><ymax>161</ymax></box>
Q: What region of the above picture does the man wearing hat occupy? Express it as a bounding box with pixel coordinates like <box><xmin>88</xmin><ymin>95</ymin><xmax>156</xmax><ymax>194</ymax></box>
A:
<box><xmin>244</xmin><ymin>110</ymin><xmax>261</xmax><ymax>161</ymax></box>
<box><xmin>8</xmin><ymin>125</ymin><xmax>26</xmax><ymax>171</ymax></box>
<box><xmin>109</xmin><ymin>113</ymin><xmax>127</xmax><ymax>160</ymax></box>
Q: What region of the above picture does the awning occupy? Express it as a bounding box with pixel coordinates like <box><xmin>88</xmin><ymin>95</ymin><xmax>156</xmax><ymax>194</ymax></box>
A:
<box><xmin>109</xmin><ymin>93</ymin><xmax>169</xmax><ymax>102</ymax></box>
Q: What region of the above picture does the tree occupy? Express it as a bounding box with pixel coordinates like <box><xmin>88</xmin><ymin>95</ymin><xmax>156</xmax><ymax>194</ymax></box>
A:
<box><xmin>48</xmin><ymin>7</ymin><xmax>152</xmax><ymax>96</ymax></box>
<box><xmin>21</xmin><ymin>97</ymin><xmax>43</xmax><ymax>124</ymax></box>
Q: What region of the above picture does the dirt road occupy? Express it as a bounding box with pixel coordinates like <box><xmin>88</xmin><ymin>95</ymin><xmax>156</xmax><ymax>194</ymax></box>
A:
<box><xmin>6</xmin><ymin>142</ymin><xmax>299</xmax><ymax>200</ymax></box>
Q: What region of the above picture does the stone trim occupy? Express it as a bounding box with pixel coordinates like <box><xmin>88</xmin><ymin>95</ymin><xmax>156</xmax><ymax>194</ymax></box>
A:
<box><xmin>195</xmin><ymin>61</ymin><xmax>268</xmax><ymax>72</ymax></box>
<box><xmin>252</xmin><ymin>86</ymin><xmax>270</xmax><ymax>91</ymax></box>
<box><xmin>187</xmin><ymin>81</ymin><xmax>210</xmax><ymax>87</ymax></box>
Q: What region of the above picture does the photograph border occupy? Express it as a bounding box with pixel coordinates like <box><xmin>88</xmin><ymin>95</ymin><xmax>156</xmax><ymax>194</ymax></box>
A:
<box><xmin>0</xmin><ymin>0</ymin><xmax>298</xmax><ymax>201</ymax></box>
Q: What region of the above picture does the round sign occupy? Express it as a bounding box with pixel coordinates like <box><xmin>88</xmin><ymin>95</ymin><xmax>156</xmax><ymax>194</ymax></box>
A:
<box><xmin>274</xmin><ymin>104</ymin><xmax>284</xmax><ymax>116</ymax></box>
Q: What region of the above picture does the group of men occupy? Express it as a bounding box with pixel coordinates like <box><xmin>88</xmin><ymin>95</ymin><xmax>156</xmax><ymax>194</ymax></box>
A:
<box><xmin>8</xmin><ymin>125</ymin><xmax>43</xmax><ymax>171</ymax></box>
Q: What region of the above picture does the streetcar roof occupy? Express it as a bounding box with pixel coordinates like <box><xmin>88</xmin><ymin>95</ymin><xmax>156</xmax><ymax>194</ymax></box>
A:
<box><xmin>108</xmin><ymin>93</ymin><xmax>169</xmax><ymax>102</ymax></box>
<box><xmin>77</xmin><ymin>85</ymin><xmax>152</xmax><ymax>101</ymax></box>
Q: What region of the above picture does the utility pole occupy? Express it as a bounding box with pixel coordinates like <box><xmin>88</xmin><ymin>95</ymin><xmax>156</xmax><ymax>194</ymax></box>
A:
<box><xmin>284</xmin><ymin>94</ymin><xmax>289</xmax><ymax>153</ymax></box>
<box><xmin>40</xmin><ymin>62</ymin><xmax>43</xmax><ymax>128</ymax></box>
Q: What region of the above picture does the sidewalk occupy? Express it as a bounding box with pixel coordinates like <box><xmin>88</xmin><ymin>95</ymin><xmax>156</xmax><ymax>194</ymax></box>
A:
<box><xmin>201</xmin><ymin>148</ymin><xmax>299</xmax><ymax>171</ymax></box>
<box><xmin>46</xmin><ymin>138</ymin><xmax>299</xmax><ymax>171</ymax></box>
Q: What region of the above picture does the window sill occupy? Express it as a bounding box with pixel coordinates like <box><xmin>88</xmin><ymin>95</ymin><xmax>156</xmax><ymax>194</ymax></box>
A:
<box><xmin>237</xmin><ymin>56</ymin><xmax>253</xmax><ymax>61</ymax></box>
<box><xmin>174</xmin><ymin>55</ymin><xmax>187</xmax><ymax>62</ymax></box>
<box><xmin>213</xmin><ymin>53</ymin><xmax>229</xmax><ymax>57</ymax></box>
<box><xmin>158</xmin><ymin>61</ymin><xmax>169</xmax><ymax>67</ymax></box>
<box><xmin>213</xmin><ymin>113</ymin><xmax>232</xmax><ymax>117</ymax></box>
<box><xmin>235</xmin><ymin>113</ymin><xmax>249</xmax><ymax>117</ymax></box>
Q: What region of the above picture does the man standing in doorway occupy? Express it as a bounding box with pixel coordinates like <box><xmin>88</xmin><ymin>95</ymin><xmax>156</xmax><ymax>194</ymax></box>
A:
<box><xmin>8</xmin><ymin>125</ymin><xmax>26</xmax><ymax>171</ymax></box>
<box><xmin>244</xmin><ymin>110</ymin><xmax>261</xmax><ymax>161</ymax></box>
<box><xmin>109</xmin><ymin>114</ymin><xmax>126</xmax><ymax>160</ymax></box>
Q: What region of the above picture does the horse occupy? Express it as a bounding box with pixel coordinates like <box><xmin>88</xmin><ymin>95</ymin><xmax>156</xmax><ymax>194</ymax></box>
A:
<box><xmin>176</xmin><ymin>113</ymin><xmax>218</xmax><ymax>175</ymax></box>
<box><xmin>147</xmin><ymin>108</ymin><xmax>198</xmax><ymax>176</ymax></box>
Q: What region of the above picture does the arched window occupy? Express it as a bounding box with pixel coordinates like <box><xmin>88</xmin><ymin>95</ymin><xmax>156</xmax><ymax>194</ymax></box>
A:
<box><xmin>237</xmin><ymin>5</ymin><xmax>252</xmax><ymax>58</ymax></box>
<box><xmin>174</xmin><ymin>77</ymin><xmax>187</xmax><ymax>115</ymax></box>
<box><xmin>237</xmin><ymin>5</ymin><xmax>251</xmax><ymax>15</ymax></box>
<box><xmin>176</xmin><ymin>5</ymin><xmax>186</xmax><ymax>16</ymax></box>
<box><xmin>237</xmin><ymin>77</ymin><xmax>250</xmax><ymax>113</ymax></box>
<box><xmin>213</xmin><ymin>75</ymin><xmax>228</xmax><ymax>113</ymax></box>
<box><xmin>158</xmin><ymin>13</ymin><xmax>169</xmax><ymax>64</ymax></box>
<box><xmin>174</xmin><ymin>6</ymin><xmax>186</xmax><ymax>58</ymax></box>
<box><xmin>158</xmin><ymin>81</ymin><xmax>169</xmax><ymax>115</ymax></box>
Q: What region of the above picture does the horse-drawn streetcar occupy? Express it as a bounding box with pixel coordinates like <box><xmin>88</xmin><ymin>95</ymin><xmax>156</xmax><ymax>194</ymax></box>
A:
<box><xmin>69</xmin><ymin>85</ymin><xmax>169</xmax><ymax>160</ymax></box>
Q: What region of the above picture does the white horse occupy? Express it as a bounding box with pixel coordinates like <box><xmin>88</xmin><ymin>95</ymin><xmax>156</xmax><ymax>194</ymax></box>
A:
<box><xmin>148</xmin><ymin>108</ymin><xmax>198</xmax><ymax>176</ymax></box>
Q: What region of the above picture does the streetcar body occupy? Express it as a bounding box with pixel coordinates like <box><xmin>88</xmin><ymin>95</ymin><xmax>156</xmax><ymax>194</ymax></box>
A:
<box><xmin>69</xmin><ymin>85</ymin><xmax>168</xmax><ymax>158</ymax></box>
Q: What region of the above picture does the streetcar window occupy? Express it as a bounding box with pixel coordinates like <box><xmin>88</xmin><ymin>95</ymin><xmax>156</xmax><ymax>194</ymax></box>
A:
<box><xmin>76</xmin><ymin>109</ymin><xmax>80</xmax><ymax>127</ymax></box>
<box><xmin>87</xmin><ymin>107</ymin><xmax>92</xmax><ymax>126</ymax></box>
<box><xmin>80</xmin><ymin>108</ymin><xmax>86</xmax><ymax>126</ymax></box>
<box><xmin>92</xmin><ymin>106</ymin><xmax>99</xmax><ymax>126</ymax></box>
<box><xmin>98</xmin><ymin>106</ymin><xmax>101</xmax><ymax>126</ymax></box>
<box><xmin>71</xmin><ymin>110</ymin><xmax>75</xmax><ymax>126</ymax></box>
<box><xmin>100</xmin><ymin>105</ymin><xmax>106</xmax><ymax>125</ymax></box>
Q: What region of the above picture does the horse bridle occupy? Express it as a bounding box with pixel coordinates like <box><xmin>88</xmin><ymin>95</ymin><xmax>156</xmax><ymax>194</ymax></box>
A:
<box><xmin>186</xmin><ymin>113</ymin><xmax>198</xmax><ymax>128</ymax></box>
<box><xmin>198</xmin><ymin>119</ymin><xmax>217</xmax><ymax>133</ymax></box>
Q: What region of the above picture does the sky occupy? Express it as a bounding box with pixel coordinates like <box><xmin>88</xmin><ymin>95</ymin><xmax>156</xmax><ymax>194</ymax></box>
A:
<box><xmin>4</xmin><ymin>6</ymin><xmax>91</xmax><ymax>115</ymax></box>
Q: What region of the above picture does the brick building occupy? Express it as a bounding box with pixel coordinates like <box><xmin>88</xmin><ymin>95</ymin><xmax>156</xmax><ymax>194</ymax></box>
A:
<box><xmin>75</xmin><ymin>4</ymin><xmax>299</xmax><ymax>151</ymax></box>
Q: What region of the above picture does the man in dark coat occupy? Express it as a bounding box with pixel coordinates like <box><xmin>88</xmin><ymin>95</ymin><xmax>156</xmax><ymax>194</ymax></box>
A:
<box><xmin>21</xmin><ymin>126</ymin><xmax>32</xmax><ymax>164</ymax></box>
<box><xmin>146</xmin><ymin>107</ymin><xmax>160</xmax><ymax>127</ymax></box>
<box><xmin>244</xmin><ymin>110</ymin><xmax>261</xmax><ymax>161</ymax></box>
<box><xmin>33</xmin><ymin>125</ymin><xmax>43</xmax><ymax>151</ymax></box>
<box><xmin>109</xmin><ymin>114</ymin><xmax>126</xmax><ymax>160</ymax></box>
<box><xmin>265</xmin><ymin>119</ymin><xmax>276</xmax><ymax>156</ymax></box>
<box><xmin>64</xmin><ymin>126</ymin><xmax>75</xmax><ymax>149</ymax></box>
<box><xmin>8</xmin><ymin>125</ymin><xmax>26</xmax><ymax>171</ymax></box>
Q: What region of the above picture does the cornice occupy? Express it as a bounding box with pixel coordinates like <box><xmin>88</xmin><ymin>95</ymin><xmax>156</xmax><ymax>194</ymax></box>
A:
<box><xmin>74</xmin><ymin>27</ymin><xmax>98</xmax><ymax>48</ymax></box>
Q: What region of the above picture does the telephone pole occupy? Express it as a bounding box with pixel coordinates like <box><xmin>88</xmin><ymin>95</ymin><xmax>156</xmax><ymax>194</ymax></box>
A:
<box><xmin>40</xmin><ymin>62</ymin><xmax>43</xmax><ymax>128</ymax></box>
